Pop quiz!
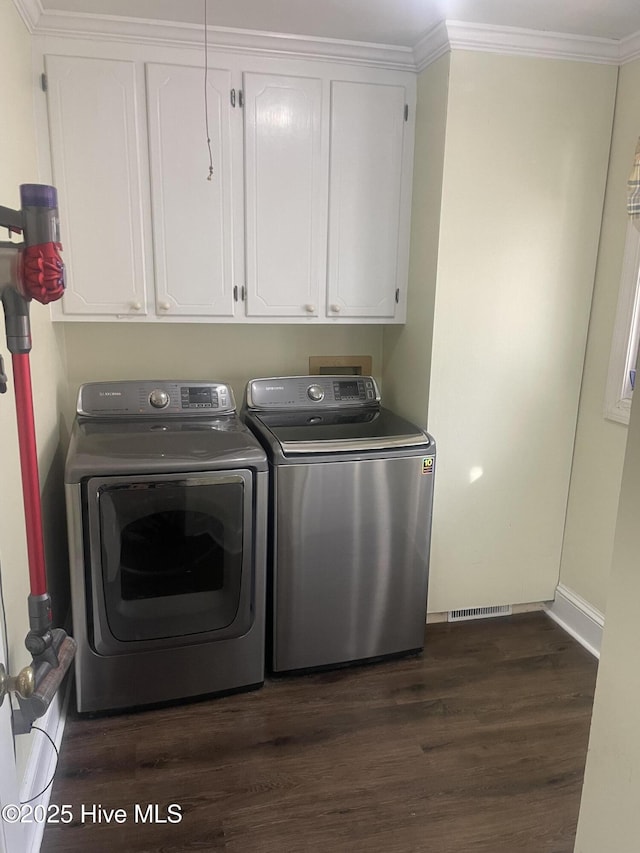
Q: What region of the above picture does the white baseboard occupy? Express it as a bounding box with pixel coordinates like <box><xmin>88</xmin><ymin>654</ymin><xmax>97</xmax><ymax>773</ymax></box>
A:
<box><xmin>545</xmin><ymin>583</ymin><xmax>604</xmax><ymax>659</ymax></box>
<box><xmin>428</xmin><ymin>593</ymin><xmax>604</xmax><ymax>659</ymax></box>
<box><xmin>19</xmin><ymin>675</ymin><xmax>71</xmax><ymax>853</ymax></box>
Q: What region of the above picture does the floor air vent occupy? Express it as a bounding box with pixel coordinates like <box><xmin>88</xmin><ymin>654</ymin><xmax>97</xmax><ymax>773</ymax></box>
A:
<box><xmin>448</xmin><ymin>605</ymin><xmax>512</xmax><ymax>622</ymax></box>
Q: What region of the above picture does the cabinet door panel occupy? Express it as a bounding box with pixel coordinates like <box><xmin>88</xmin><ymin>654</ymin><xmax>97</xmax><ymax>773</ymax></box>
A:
<box><xmin>146</xmin><ymin>64</ymin><xmax>235</xmax><ymax>317</ymax></box>
<box><xmin>46</xmin><ymin>55</ymin><xmax>148</xmax><ymax>317</ymax></box>
<box><xmin>244</xmin><ymin>73</ymin><xmax>326</xmax><ymax>317</ymax></box>
<box><xmin>327</xmin><ymin>81</ymin><xmax>406</xmax><ymax>319</ymax></box>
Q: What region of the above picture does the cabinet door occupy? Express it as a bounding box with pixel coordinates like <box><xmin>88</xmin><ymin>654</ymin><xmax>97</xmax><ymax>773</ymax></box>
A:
<box><xmin>45</xmin><ymin>55</ymin><xmax>148</xmax><ymax>317</ymax></box>
<box><xmin>243</xmin><ymin>73</ymin><xmax>326</xmax><ymax>318</ymax></box>
<box><xmin>327</xmin><ymin>81</ymin><xmax>407</xmax><ymax>319</ymax></box>
<box><xmin>146</xmin><ymin>64</ymin><xmax>236</xmax><ymax>317</ymax></box>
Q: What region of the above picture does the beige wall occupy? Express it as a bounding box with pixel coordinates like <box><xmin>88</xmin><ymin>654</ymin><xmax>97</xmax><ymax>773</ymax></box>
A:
<box><xmin>558</xmin><ymin>60</ymin><xmax>640</xmax><ymax>614</ymax></box>
<box><xmin>410</xmin><ymin>51</ymin><xmax>616</xmax><ymax>613</ymax></box>
<box><xmin>573</xmin><ymin>389</ymin><xmax>640</xmax><ymax>850</ymax></box>
<box><xmin>382</xmin><ymin>54</ymin><xmax>449</xmax><ymax>428</ymax></box>
<box><xmin>570</xmin><ymin>58</ymin><xmax>640</xmax><ymax>850</ymax></box>
<box><xmin>62</xmin><ymin>323</ymin><xmax>383</xmax><ymax>417</ymax></box>
<box><xmin>0</xmin><ymin>0</ymin><xmax>69</xmax><ymax>781</ymax></box>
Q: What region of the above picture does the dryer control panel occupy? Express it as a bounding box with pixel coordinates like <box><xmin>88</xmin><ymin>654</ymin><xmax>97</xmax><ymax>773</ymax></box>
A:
<box><xmin>77</xmin><ymin>381</ymin><xmax>236</xmax><ymax>417</ymax></box>
<box><xmin>246</xmin><ymin>376</ymin><xmax>381</xmax><ymax>410</ymax></box>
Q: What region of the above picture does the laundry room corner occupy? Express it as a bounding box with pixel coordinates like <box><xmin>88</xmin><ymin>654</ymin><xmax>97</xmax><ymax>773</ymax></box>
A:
<box><xmin>384</xmin><ymin>49</ymin><xmax>617</xmax><ymax>617</ymax></box>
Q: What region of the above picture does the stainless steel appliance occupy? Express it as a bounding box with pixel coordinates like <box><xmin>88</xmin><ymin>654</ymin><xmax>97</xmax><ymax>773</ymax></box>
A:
<box><xmin>243</xmin><ymin>375</ymin><xmax>435</xmax><ymax>674</ymax></box>
<box><xmin>64</xmin><ymin>380</ymin><xmax>268</xmax><ymax>713</ymax></box>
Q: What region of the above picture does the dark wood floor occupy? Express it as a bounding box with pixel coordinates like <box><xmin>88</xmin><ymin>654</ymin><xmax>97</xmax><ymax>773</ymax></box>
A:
<box><xmin>41</xmin><ymin>612</ymin><xmax>597</xmax><ymax>853</ymax></box>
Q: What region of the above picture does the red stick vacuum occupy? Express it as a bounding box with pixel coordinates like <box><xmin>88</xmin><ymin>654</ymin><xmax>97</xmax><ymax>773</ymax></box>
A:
<box><xmin>0</xmin><ymin>184</ymin><xmax>76</xmax><ymax>731</ymax></box>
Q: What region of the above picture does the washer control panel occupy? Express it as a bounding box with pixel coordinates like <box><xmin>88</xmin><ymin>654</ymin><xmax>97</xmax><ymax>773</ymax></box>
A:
<box><xmin>246</xmin><ymin>376</ymin><xmax>381</xmax><ymax>410</ymax></box>
<box><xmin>77</xmin><ymin>381</ymin><xmax>236</xmax><ymax>417</ymax></box>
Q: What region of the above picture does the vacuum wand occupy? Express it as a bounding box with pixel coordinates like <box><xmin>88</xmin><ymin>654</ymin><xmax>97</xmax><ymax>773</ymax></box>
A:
<box><xmin>0</xmin><ymin>184</ymin><xmax>74</xmax><ymax>730</ymax></box>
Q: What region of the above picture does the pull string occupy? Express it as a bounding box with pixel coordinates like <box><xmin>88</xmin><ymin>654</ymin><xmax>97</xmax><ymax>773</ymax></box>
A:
<box><xmin>204</xmin><ymin>0</ymin><xmax>214</xmax><ymax>181</ymax></box>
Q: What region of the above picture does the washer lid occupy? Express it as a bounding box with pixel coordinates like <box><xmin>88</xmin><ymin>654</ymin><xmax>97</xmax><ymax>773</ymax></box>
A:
<box><xmin>253</xmin><ymin>407</ymin><xmax>430</xmax><ymax>455</ymax></box>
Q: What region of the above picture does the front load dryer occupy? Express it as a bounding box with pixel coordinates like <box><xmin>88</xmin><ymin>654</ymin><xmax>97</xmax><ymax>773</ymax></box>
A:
<box><xmin>64</xmin><ymin>380</ymin><xmax>267</xmax><ymax>713</ymax></box>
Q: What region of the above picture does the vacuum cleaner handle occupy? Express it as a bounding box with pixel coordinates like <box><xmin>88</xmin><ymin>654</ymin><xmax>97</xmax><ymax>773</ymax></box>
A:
<box><xmin>18</xmin><ymin>184</ymin><xmax>65</xmax><ymax>306</ymax></box>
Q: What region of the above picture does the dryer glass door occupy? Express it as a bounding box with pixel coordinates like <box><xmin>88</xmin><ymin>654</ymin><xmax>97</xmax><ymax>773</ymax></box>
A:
<box><xmin>85</xmin><ymin>471</ymin><xmax>254</xmax><ymax>652</ymax></box>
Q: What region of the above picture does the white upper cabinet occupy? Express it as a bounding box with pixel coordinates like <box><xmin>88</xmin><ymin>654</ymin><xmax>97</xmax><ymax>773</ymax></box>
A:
<box><xmin>327</xmin><ymin>81</ymin><xmax>408</xmax><ymax>320</ymax></box>
<box><xmin>45</xmin><ymin>55</ymin><xmax>149</xmax><ymax>317</ymax></box>
<box><xmin>146</xmin><ymin>63</ymin><xmax>237</xmax><ymax>317</ymax></box>
<box><xmin>41</xmin><ymin>46</ymin><xmax>414</xmax><ymax>324</ymax></box>
<box><xmin>243</xmin><ymin>72</ymin><xmax>327</xmax><ymax>318</ymax></box>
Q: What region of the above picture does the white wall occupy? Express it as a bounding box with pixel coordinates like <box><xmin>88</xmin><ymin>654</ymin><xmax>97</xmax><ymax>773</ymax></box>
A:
<box><xmin>0</xmin><ymin>0</ymin><xmax>69</xmax><ymax>782</ymax></box>
<box><xmin>573</xmin><ymin>381</ymin><xmax>640</xmax><ymax>851</ymax></box>
<box><xmin>558</xmin><ymin>60</ymin><xmax>640</xmax><ymax>615</ymax></box>
<box><xmin>403</xmin><ymin>51</ymin><xmax>617</xmax><ymax>613</ymax></box>
<box><xmin>62</xmin><ymin>323</ymin><xmax>383</xmax><ymax>418</ymax></box>
<box><xmin>382</xmin><ymin>54</ymin><xmax>449</xmax><ymax>428</ymax></box>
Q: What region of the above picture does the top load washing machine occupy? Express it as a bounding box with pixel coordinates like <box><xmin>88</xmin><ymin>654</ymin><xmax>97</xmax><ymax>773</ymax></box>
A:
<box><xmin>243</xmin><ymin>375</ymin><xmax>435</xmax><ymax>674</ymax></box>
<box><xmin>64</xmin><ymin>380</ymin><xmax>268</xmax><ymax>713</ymax></box>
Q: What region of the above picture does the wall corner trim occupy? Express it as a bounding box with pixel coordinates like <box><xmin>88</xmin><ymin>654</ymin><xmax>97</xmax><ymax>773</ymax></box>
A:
<box><xmin>11</xmin><ymin>0</ymin><xmax>42</xmax><ymax>33</ymax></box>
<box><xmin>545</xmin><ymin>583</ymin><xmax>604</xmax><ymax>658</ymax></box>
<box><xmin>19</xmin><ymin>675</ymin><xmax>71</xmax><ymax>853</ymax></box>
<box><xmin>620</xmin><ymin>30</ymin><xmax>640</xmax><ymax>64</ymax></box>
<box><xmin>413</xmin><ymin>22</ymin><xmax>449</xmax><ymax>72</ymax></box>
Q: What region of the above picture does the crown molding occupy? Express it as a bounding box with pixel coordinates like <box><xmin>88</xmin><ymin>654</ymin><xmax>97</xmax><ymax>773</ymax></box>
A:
<box><xmin>11</xmin><ymin>0</ymin><xmax>42</xmax><ymax>33</ymax></box>
<box><xmin>416</xmin><ymin>20</ymin><xmax>623</xmax><ymax>70</ymax></box>
<box><xmin>13</xmin><ymin>0</ymin><xmax>640</xmax><ymax>71</ymax></box>
<box><xmin>413</xmin><ymin>22</ymin><xmax>449</xmax><ymax>72</ymax></box>
<box><xmin>620</xmin><ymin>30</ymin><xmax>640</xmax><ymax>64</ymax></box>
<box><xmin>446</xmin><ymin>20</ymin><xmax>621</xmax><ymax>64</ymax></box>
<box><xmin>19</xmin><ymin>5</ymin><xmax>415</xmax><ymax>70</ymax></box>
